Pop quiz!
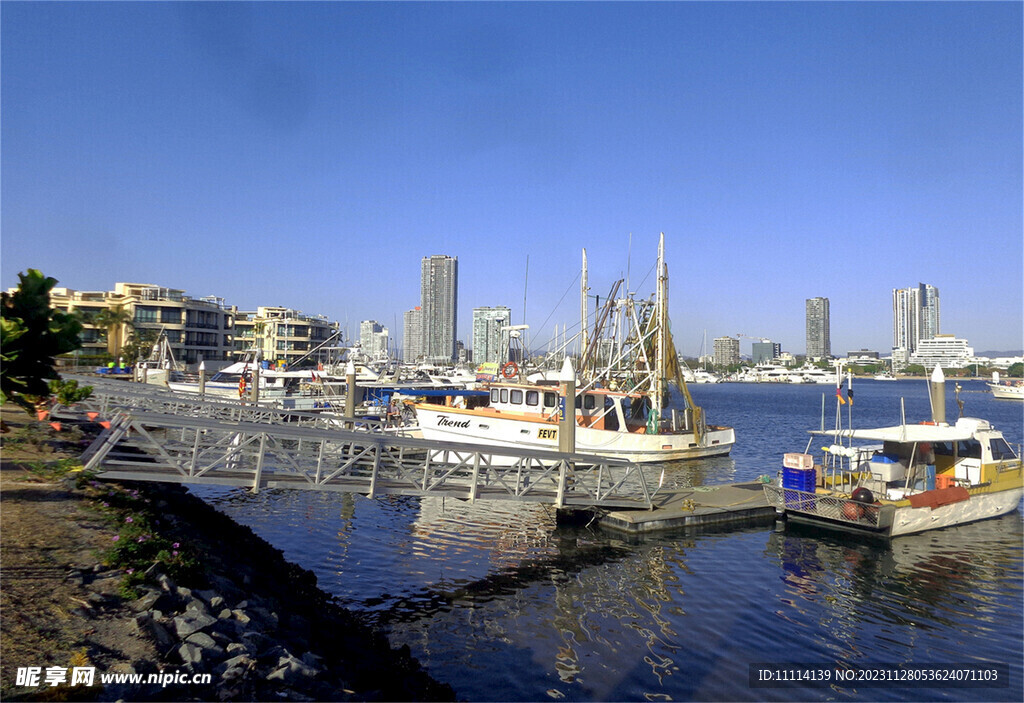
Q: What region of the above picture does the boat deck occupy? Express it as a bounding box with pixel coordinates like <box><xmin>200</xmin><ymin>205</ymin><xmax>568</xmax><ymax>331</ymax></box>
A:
<box><xmin>596</xmin><ymin>481</ymin><xmax>776</xmax><ymax>533</ymax></box>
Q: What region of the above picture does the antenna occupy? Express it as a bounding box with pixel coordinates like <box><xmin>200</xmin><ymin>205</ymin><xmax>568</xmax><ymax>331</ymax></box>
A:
<box><xmin>522</xmin><ymin>255</ymin><xmax>529</xmax><ymax>354</ymax></box>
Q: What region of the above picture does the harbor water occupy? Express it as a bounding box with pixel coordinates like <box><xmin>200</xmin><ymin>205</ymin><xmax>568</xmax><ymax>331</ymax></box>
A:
<box><xmin>196</xmin><ymin>379</ymin><xmax>1023</xmax><ymax>701</ymax></box>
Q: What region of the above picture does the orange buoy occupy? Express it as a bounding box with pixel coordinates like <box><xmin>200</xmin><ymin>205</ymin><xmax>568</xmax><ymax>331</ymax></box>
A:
<box><xmin>842</xmin><ymin>502</ymin><xmax>865</xmax><ymax>520</ymax></box>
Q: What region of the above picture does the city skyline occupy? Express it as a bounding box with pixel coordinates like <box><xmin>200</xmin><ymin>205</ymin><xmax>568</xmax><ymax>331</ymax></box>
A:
<box><xmin>2</xmin><ymin>3</ymin><xmax>1021</xmax><ymax>357</ymax></box>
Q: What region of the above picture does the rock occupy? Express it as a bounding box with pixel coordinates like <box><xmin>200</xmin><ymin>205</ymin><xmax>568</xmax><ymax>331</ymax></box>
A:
<box><xmin>177</xmin><ymin>586</ymin><xmax>193</xmax><ymax>601</ymax></box>
<box><xmin>257</xmin><ymin>644</ymin><xmax>289</xmax><ymax>662</ymax></box>
<box><xmin>157</xmin><ymin>573</ymin><xmax>177</xmax><ymax>593</ymax></box>
<box><xmin>128</xmin><ymin>591</ymin><xmax>162</xmax><ymax>613</ymax></box>
<box><xmin>209</xmin><ymin>595</ymin><xmax>225</xmax><ymax>610</ymax></box>
<box><xmin>185</xmin><ymin>632</ymin><xmax>225</xmax><ymax>660</ymax></box>
<box><xmin>265</xmin><ymin>653</ymin><xmax>319</xmax><ymax>685</ymax></box>
<box><xmin>225</xmin><ymin>642</ymin><xmax>250</xmax><ymax>657</ymax></box>
<box><xmin>131</xmin><ymin>612</ymin><xmax>175</xmax><ymax>650</ymax></box>
<box><xmin>173</xmin><ymin>610</ymin><xmax>217</xmax><ymax>639</ymax></box>
<box><xmin>300</xmin><ymin>652</ymin><xmax>323</xmax><ymax>669</ymax></box>
<box><xmin>185</xmin><ymin>596</ymin><xmax>210</xmax><ymax>617</ymax></box>
<box><xmin>231</xmin><ymin>609</ymin><xmax>251</xmax><ymax>626</ymax></box>
<box><xmin>217</xmin><ymin>653</ymin><xmax>254</xmax><ymax>674</ymax></box>
<box><xmin>86</xmin><ymin>591</ymin><xmax>110</xmax><ymax>607</ymax></box>
<box><xmin>178</xmin><ymin>642</ymin><xmax>204</xmax><ymax>670</ymax></box>
<box><xmin>248</xmin><ymin>606</ymin><xmax>279</xmax><ymax>630</ymax></box>
<box><xmin>217</xmin><ymin>608</ymin><xmax>232</xmax><ymax>620</ymax></box>
<box><xmin>239</xmin><ymin>631</ymin><xmax>272</xmax><ymax>653</ymax></box>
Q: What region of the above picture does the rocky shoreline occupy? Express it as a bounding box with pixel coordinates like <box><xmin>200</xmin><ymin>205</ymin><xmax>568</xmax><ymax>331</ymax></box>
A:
<box><xmin>1</xmin><ymin>407</ymin><xmax>456</xmax><ymax>701</ymax></box>
<box><xmin>98</xmin><ymin>481</ymin><xmax>456</xmax><ymax>702</ymax></box>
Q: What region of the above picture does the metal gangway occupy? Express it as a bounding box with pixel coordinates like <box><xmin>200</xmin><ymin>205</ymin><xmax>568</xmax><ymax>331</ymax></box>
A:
<box><xmin>62</xmin><ymin>376</ymin><xmax>659</xmax><ymax>510</ymax></box>
<box><xmin>56</xmin><ymin>374</ymin><xmax>377</xmax><ymax>432</ymax></box>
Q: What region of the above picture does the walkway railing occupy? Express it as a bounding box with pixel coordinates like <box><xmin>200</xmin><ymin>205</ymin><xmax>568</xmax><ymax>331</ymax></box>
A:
<box><xmin>79</xmin><ymin>409</ymin><xmax>657</xmax><ymax>509</ymax></box>
<box><xmin>55</xmin><ymin>375</ymin><xmax>380</xmax><ymax>432</ymax></box>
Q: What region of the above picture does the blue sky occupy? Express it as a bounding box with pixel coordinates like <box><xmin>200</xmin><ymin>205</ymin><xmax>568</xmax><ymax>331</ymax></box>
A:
<box><xmin>3</xmin><ymin>1</ymin><xmax>1021</xmax><ymax>357</ymax></box>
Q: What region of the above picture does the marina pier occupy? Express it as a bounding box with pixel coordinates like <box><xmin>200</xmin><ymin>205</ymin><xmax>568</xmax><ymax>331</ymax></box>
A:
<box><xmin>55</xmin><ymin>375</ymin><xmax>775</xmax><ymax>532</ymax></box>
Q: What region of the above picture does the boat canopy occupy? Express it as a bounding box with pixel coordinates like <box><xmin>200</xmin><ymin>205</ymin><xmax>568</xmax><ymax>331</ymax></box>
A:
<box><xmin>810</xmin><ymin>423</ymin><xmax>978</xmax><ymax>444</ymax></box>
<box><xmin>400</xmin><ymin>389</ymin><xmax>489</xmax><ymax>398</ymax></box>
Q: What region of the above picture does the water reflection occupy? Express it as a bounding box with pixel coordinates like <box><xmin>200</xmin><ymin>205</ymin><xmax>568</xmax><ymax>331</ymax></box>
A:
<box><xmin>191</xmin><ymin>380</ymin><xmax>1022</xmax><ymax>702</ymax></box>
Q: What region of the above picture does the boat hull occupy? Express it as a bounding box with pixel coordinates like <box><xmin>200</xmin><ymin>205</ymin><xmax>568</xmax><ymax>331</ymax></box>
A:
<box><xmin>413</xmin><ymin>405</ymin><xmax>734</xmax><ymax>463</ymax></box>
<box><xmin>988</xmin><ymin>382</ymin><xmax>1024</xmax><ymax>400</ymax></box>
<box><xmin>767</xmin><ymin>485</ymin><xmax>1023</xmax><ymax>538</ymax></box>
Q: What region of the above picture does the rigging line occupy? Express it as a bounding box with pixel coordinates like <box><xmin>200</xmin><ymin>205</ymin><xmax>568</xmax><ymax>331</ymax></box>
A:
<box><xmin>531</xmin><ymin>270</ymin><xmax>583</xmax><ymax>347</ymax></box>
<box><xmin>627</xmin><ymin>260</ymin><xmax>657</xmax><ymax>296</ymax></box>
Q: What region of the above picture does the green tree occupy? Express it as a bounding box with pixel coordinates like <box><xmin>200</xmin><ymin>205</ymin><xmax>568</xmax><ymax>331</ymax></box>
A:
<box><xmin>93</xmin><ymin>304</ymin><xmax>134</xmax><ymax>359</ymax></box>
<box><xmin>1</xmin><ymin>269</ymin><xmax>83</xmax><ymax>413</ymax></box>
<box><xmin>122</xmin><ymin>327</ymin><xmax>160</xmax><ymax>364</ymax></box>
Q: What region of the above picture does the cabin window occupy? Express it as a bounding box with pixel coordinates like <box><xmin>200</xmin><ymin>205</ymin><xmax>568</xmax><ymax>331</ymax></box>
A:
<box><xmin>990</xmin><ymin>438</ymin><xmax>1017</xmax><ymax>461</ymax></box>
<box><xmin>957</xmin><ymin>440</ymin><xmax>983</xmax><ymax>459</ymax></box>
<box><xmin>932</xmin><ymin>442</ymin><xmax>955</xmax><ymax>457</ymax></box>
<box><xmin>490</xmin><ymin>389</ymin><xmax>500</xmax><ymax>403</ymax></box>
<box><xmin>583</xmin><ymin>394</ymin><xmax>596</xmax><ymax>410</ymax></box>
<box><xmin>629</xmin><ymin>396</ymin><xmax>651</xmax><ymax>420</ymax></box>
<box><xmin>510</xmin><ymin>389</ymin><xmax>524</xmax><ymax>404</ymax></box>
<box><xmin>526</xmin><ymin>390</ymin><xmax>539</xmax><ymax>406</ymax></box>
<box><xmin>544</xmin><ymin>392</ymin><xmax>557</xmax><ymax>408</ymax></box>
<box><xmin>500</xmin><ymin>388</ymin><xmax>509</xmax><ymax>403</ymax></box>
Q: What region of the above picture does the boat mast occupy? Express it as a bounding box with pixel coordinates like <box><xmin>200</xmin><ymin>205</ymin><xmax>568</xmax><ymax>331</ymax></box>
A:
<box><xmin>581</xmin><ymin>248</ymin><xmax>589</xmax><ymax>362</ymax></box>
<box><xmin>653</xmin><ymin>232</ymin><xmax>667</xmax><ymax>421</ymax></box>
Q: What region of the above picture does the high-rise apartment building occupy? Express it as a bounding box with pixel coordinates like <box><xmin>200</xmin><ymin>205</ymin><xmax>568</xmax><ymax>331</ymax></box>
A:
<box><xmin>892</xmin><ymin>283</ymin><xmax>940</xmax><ymax>369</ymax></box>
<box><xmin>402</xmin><ymin>307</ymin><xmax>424</xmax><ymax>364</ymax></box>
<box><xmin>713</xmin><ymin>336</ymin><xmax>740</xmax><ymax>367</ymax></box>
<box><xmin>805</xmin><ymin>297</ymin><xmax>831</xmax><ymax>360</ymax></box>
<box><xmin>472</xmin><ymin>306</ymin><xmax>512</xmax><ymax>364</ymax></box>
<box><xmin>420</xmin><ymin>255</ymin><xmax>458</xmax><ymax>364</ymax></box>
<box><xmin>359</xmin><ymin>320</ymin><xmax>389</xmax><ymax>360</ymax></box>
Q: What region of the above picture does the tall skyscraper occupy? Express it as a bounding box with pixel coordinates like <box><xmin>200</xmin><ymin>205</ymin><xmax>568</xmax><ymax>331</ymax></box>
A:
<box><xmin>403</xmin><ymin>307</ymin><xmax>424</xmax><ymax>364</ymax></box>
<box><xmin>420</xmin><ymin>255</ymin><xmax>458</xmax><ymax>363</ymax></box>
<box><xmin>472</xmin><ymin>306</ymin><xmax>512</xmax><ymax>364</ymax></box>
<box><xmin>805</xmin><ymin>297</ymin><xmax>831</xmax><ymax>360</ymax></box>
<box><xmin>892</xmin><ymin>283</ymin><xmax>940</xmax><ymax>369</ymax></box>
<box><xmin>918</xmin><ymin>283</ymin><xmax>941</xmax><ymax>341</ymax></box>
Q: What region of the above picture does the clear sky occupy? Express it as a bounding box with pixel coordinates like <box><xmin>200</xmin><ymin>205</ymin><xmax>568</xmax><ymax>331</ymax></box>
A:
<box><xmin>2</xmin><ymin>1</ymin><xmax>1021</xmax><ymax>358</ymax></box>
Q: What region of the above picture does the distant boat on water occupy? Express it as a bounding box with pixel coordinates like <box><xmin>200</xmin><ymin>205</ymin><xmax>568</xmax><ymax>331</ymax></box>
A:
<box><xmin>988</xmin><ymin>372</ymin><xmax>1024</xmax><ymax>400</ymax></box>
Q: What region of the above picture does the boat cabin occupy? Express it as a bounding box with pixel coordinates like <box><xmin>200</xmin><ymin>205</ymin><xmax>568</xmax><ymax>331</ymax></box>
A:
<box><xmin>816</xmin><ymin>417</ymin><xmax>1021</xmax><ymax>498</ymax></box>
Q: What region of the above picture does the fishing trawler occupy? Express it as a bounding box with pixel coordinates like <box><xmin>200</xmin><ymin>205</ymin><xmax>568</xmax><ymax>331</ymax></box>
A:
<box><xmin>764</xmin><ymin>365</ymin><xmax>1023</xmax><ymax>537</ymax></box>
<box><xmin>407</xmin><ymin>234</ymin><xmax>736</xmax><ymax>462</ymax></box>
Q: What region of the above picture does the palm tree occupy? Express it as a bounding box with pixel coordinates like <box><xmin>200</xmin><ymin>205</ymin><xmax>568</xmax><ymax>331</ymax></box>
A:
<box><xmin>93</xmin><ymin>305</ymin><xmax>134</xmax><ymax>360</ymax></box>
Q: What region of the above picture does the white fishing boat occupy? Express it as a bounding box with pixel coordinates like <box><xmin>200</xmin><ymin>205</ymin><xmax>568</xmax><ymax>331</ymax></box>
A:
<box><xmin>407</xmin><ymin>234</ymin><xmax>736</xmax><ymax>462</ymax></box>
<box><xmin>764</xmin><ymin>366</ymin><xmax>1023</xmax><ymax>537</ymax></box>
<box><xmin>987</xmin><ymin>372</ymin><xmax>1024</xmax><ymax>400</ymax></box>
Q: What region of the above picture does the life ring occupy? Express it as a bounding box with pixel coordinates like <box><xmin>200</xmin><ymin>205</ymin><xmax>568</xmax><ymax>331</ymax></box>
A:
<box><xmin>501</xmin><ymin>362</ymin><xmax>518</xmax><ymax>379</ymax></box>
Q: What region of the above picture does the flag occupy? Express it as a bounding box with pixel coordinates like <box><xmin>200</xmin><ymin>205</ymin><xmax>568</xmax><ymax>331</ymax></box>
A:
<box><xmin>836</xmin><ymin>386</ymin><xmax>846</xmax><ymax>405</ymax></box>
<box><xmin>847</xmin><ymin>388</ymin><xmax>854</xmax><ymax>405</ymax></box>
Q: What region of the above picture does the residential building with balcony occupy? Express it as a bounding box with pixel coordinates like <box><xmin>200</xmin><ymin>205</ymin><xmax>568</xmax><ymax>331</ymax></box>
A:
<box><xmin>232</xmin><ymin>306</ymin><xmax>340</xmax><ymax>367</ymax></box>
<box><xmin>48</xmin><ymin>282</ymin><xmax>235</xmax><ymax>367</ymax></box>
